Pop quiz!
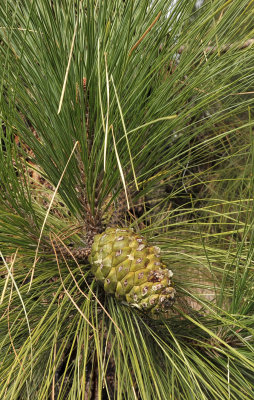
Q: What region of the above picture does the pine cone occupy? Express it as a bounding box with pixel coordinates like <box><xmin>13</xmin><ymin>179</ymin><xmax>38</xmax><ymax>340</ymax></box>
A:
<box><xmin>89</xmin><ymin>227</ymin><xmax>175</xmax><ymax>313</ymax></box>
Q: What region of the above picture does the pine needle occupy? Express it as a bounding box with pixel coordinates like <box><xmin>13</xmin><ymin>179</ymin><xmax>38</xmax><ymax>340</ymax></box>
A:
<box><xmin>111</xmin><ymin>74</ymin><xmax>139</xmax><ymax>190</ymax></box>
<box><xmin>104</xmin><ymin>51</ymin><xmax>110</xmax><ymax>171</ymax></box>
<box><xmin>57</xmin><ymin>19</ymin><xmax>78</xmax><ymax>114</ymax></box>
<box><xmin>111</xmin><ymin>124</ymin><xmax>130</xmax><ymax>210</ymax></box>
<box><xmin>0</xmin><ymin>250</ymin><xmax>33</xmax><ymax>373</ymax></box>
<box><xmin>52</xmin><ymin>233</ymin><xmax>123</xmax><ymax>335</ymax></box>
<box><xmin>50</xmin><ymin>236</ymin><xmax>96</xmax><ymax>331</ymax></box>
<box><xmin>0</xmin><ymin>250</ymin><xmax>18</xmax><ymax>304</ymax></box>
<box><xmin>29</xmin><ymin>141</ymin><xmax>79</xmax><ymax>291</ymax></box>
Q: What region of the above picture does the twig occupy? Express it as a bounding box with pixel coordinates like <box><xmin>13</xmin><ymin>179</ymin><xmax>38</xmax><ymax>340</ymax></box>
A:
<box><xmin>129</xmin><ymin>12</ymin><xmax>162</xmax><ymax>57</ymax></box>
<box><xmin>230</xmin><ymin>91</ymin><xmax>254</xmax><ymax>96</ymax></box>
<box><xmin>178</xmin><ymin>38</ymin><xmax>254</xmax><ymax>55</ymax></box>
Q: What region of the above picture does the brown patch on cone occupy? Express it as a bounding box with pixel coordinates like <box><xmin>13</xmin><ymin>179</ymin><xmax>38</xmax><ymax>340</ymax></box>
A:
<box><xmin>148</xmin><ymin>270</ymin><xmax>165</xmax><ymax>283</ymax></box>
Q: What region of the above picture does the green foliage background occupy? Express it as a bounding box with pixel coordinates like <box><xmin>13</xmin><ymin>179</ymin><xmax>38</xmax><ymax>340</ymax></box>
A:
<box><xmin>0</xmin><ymin>0</ymin><xmax>254</xmax><ymax>399</ymax></box>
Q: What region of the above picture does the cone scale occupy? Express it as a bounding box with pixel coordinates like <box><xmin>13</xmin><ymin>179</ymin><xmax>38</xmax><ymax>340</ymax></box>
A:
<box><xmin>89</xmin><ymin>227</ymin><xmax>175</xmax><ymax>313</ymax></box>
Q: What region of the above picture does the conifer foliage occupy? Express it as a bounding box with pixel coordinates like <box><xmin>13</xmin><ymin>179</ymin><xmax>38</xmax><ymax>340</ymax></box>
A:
<box><xmin>0</xmin><ymin>1</ymin><xmax>254</xmax><ymax>399</ymax></box>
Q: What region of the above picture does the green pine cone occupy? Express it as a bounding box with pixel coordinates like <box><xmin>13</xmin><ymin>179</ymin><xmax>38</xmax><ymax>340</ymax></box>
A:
<box><xmin>89</xmin><ymin>227</ymin><xmax>175</xmax><ymax>313</ymax></box>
